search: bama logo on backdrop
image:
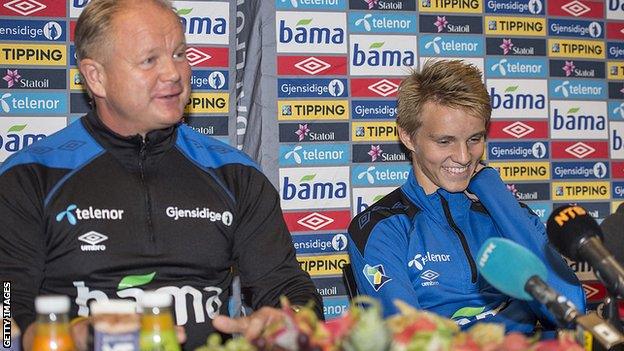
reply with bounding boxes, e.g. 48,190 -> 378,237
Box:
0,117 -> 66,161
352,186 -> 397,214
279,167 -> 350,210
485,57 -> 547,78
488,79 -> 548,119
173,1 -> 228,45
348,12 -> 416,34
610,121 -> 624,159
1,19 -> 65,42
276,0 -> 347,10
279,143 -> 349,166
487,141 -> 549,160
552,161 -> 609,180
609,0 -> 624,20
485,0 -> 545,15
278,78 -> 348,98
276,12 -> 347,54
549,100 -> 607,139
418,34 -> 483,57
549,79 -> 606,100
349,35 -> 417,76
351,164 -> 411,186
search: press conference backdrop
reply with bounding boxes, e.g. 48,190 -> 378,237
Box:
1,0 -> 623,320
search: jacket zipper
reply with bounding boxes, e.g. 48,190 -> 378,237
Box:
138,141 -> 155,243
440,196 -> 477,284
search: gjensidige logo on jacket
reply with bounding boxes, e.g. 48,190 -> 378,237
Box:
165,206 -> 233,226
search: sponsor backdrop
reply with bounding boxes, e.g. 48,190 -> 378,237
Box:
1,0 -> 623,318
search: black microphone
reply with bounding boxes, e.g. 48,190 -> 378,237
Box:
547,205 -> 624,298
600,202 -> 624,266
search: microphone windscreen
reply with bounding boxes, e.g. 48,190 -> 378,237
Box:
546,205 -> 603,261
600,208 -> 624,265
477,237 -> 548,301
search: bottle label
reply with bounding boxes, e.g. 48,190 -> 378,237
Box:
94,330 -> 139,351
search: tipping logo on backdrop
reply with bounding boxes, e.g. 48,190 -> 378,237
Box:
363,264 -> 391,291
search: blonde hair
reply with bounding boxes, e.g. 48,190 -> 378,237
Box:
397,60 -> 491,139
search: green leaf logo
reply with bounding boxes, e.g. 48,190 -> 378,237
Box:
300,174 -> 316,182
176,8 -> 193,15
373,195 -> 384,202
504,86 -> 518,93
451,306 -> 486,319
8,124 -> 26,133
370,42 -> 384,49
297,19 -> 313,26
117,272 -> 156,290
567,107 -> 580,114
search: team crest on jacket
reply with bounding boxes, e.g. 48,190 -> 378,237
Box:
363,264 -> 392,291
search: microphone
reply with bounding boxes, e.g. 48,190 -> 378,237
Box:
547,205 -> 624,298
477,237 -> 578,325
600,202 -> 624,266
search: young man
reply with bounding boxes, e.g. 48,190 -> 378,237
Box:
347,60 -> 585,333
0,1 -> 320,349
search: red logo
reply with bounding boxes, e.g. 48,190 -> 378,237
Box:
611,161 -> 624,179
582,282 -> 606,302
278,56 -> 347,76
70,20 -> 76,42
351,78 -> 401,98
283,210 -> 351,233
547,0 -> 603,18
488,121 -> 548,139
0,0 -> 65,16
607,22 -> 624,40
551,141 -> 608,159
185,47 -> 228,67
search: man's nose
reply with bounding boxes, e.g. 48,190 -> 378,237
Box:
453,143 -> 470,164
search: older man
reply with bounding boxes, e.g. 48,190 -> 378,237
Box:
0,0 -> 321,349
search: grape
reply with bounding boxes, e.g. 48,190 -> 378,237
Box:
297,333 -> 310,348
252,337 -> 267,351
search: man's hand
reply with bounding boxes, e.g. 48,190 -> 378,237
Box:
212,307 -> 285,340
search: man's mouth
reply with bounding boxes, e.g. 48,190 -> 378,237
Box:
443,166 -> 469,175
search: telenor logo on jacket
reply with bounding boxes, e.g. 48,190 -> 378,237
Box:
363,264 -> 391,291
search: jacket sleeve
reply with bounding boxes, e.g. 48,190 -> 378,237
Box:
222,164 -> 323,318
468,167 -> 586,328
347,211 -> 421,317
0,165 -> 46,332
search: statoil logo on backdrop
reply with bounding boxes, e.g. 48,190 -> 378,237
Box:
506,183 -> 550,201
485,16 -> 546,36
488,79 -> 548,119
277,12 -> 347,54
348,0 -> 416,10
184,93 -> 228,114
549,60 -> 605,79
487,141 -> 549,160
418,35 -> 483,57
2,68 -> 66,90
486,57 -> 547,78
276,0 -> 347,10
172,1 -> 228,45
553,182 -> 610,201
278,100 -> 349,120
1,43 -> 66,66
547,0 -> 604,18
486,37 -> 546,56
527,202 -> 552,223
278,79 -> 347,98
352,187 -> 397,214
349,35 -> 417,76
2,0 -> 65,17
348,12 -> 416,33
608,42 -> 624,60
486,0 -> 544,15
490,162 -> 550,181
552,161 -> 609,180
279,122 -> 350,143
186,116 -> 228,137
1,19 -> 65,42
548,39 -> 605,59
280,166 -> 350,210
0,117 -> 66,161
352,143 -> 407,163
549,79 -> 606,100
419,0 -> 481,13
352,121 -> 399,142
548,19 -> 603,39
352,164 -> 411,187
609,82 -> 624,100
488,120 -> 549,139
419,15 -> 482,34
608,0 -> 624,20
351,100 -> 397,120
610,121 -> 624,159
314,277 -> 348,297
549,101 -> 607,139
279,144 -> 349,166
0,92 -> 67,116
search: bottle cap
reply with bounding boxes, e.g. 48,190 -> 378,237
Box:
90,299 -> 137,315
140,291 -> 172,308
35,295 -> 70,314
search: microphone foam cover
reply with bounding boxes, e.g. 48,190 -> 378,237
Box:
477,237 -> 548,301
546,205 -> 603,261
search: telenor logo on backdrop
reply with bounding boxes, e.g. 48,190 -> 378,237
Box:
348,12 -> 416,33
418,34 -> 483,57
486,57 -> 547,78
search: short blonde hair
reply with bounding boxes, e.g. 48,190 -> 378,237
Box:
397,60 -> 491,139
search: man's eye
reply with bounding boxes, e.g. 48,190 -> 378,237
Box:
173,51 -> 186,60
437,140 -> 449,145
142,57 -> 154,65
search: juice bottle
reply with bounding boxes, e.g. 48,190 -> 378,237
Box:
91,299 -> 140,351
31,295 -> 75,351
139,292 -> 180,351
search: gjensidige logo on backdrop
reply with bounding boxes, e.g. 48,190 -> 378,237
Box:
552,161 -> 609,179
279,167 -> 350,210
348,12 -> 416,33
486,57 -> 547,78
0,19 -> 65,41
278,78 -> 347,98
349,35 -> 416,76
351,100 -> 397,119
419,15 -> 483,34
277,12 -> 347,54
549,79 -> 606,100
488,79 -> 548,119
485,0 -> 544,15
548,19 -> 603,39
549,100 -> 607,139
488,141 -> 549,160
418,34 -> 483,57
190,70 -> 228,90
173,1 -> 229,45
0,117 -> 65,161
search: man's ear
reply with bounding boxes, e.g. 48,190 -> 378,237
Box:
398,126 -> 416,153
78,58 -> 106,98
